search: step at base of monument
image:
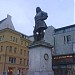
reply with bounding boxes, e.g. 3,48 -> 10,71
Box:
27,71 -> 54,75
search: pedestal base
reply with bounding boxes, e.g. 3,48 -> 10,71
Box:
27,71 -> 54,75
27,40 -> 54,75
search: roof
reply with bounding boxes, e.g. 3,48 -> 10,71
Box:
0,18 -> 7,24
0,15 -> 15,30
54,24 -> 75,32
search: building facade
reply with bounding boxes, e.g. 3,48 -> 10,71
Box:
0,15 -> 31,75
52,24 -> 75,75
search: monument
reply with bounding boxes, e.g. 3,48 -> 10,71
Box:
27,7 -> 54,75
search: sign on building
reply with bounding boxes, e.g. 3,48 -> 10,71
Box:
2,72 -> 7,75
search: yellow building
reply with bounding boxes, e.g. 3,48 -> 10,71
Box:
0,15 -> 31,75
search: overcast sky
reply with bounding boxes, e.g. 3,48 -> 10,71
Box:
0,0 -> 74,35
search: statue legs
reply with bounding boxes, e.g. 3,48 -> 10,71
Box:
33,30 -> 44,41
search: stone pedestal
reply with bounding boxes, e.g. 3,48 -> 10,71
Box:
27,40 -> 54,75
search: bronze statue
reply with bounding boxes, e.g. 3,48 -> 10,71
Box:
33,7 -> 48,41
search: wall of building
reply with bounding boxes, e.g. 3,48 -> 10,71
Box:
54,26 -> 75,55
44,26 -> 55,46
0,29 -> 30,75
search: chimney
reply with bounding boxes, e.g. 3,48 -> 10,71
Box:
7,14 -> 11,19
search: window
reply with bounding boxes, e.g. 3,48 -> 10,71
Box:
9,46 -> 12,53
24,59 -> 26,65
28,42 -> 29,46
13,58 -> 16,63
0,36 -> 2,41
0,56 -> 1,61
13,37 -> 15,42
24,50 -> 26,56
21,34 -> 24,38
14,47 -> 17,53
25,42 -> 26,46
0,46 -> 3,52
64,36 -> 66,44
27,60 -> 29,66
9,57 -> 16,63
26,42 -> 28,46
28,51 -> 29,56
3,35 -> 4,40
6,46 -> 9,51
10,36 -> 12,41
20,49 -> 22,55
21,41 -> 23,45
73,43 -> 75,53
66,35 -> 71,43
20,59 -> 22,64
25,42 -> 28,46
16,38 -> 17,42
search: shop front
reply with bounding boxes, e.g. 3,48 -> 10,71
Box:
52,54 -> 75,75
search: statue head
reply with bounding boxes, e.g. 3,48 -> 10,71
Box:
36,7 -> 41,13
